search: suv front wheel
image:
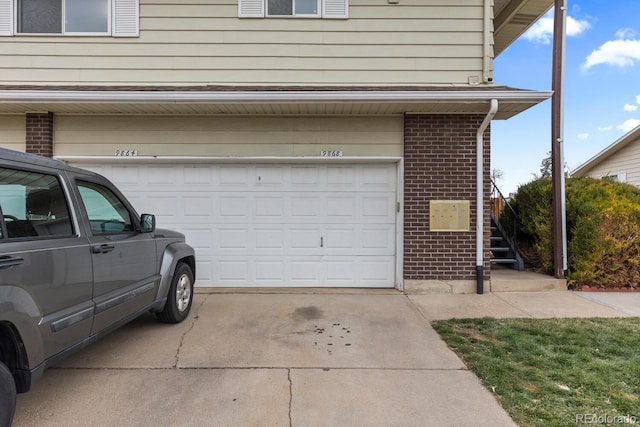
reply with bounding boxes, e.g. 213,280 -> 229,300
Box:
157,263 -> 194,324
0,361 -> 16,427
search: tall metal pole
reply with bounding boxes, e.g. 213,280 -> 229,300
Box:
552,0 -> 567,278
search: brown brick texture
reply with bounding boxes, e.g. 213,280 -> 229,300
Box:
404,114 -> 491,281
26,112 -> 54,157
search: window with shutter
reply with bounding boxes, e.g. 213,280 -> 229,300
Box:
239,0 -> 347,19
0,0 -> 139,36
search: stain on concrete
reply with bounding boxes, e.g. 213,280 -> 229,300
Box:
311,322 -> 353,355
293,306 -> 324,321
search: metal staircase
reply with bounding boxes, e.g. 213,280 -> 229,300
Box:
490,179 -> 524,271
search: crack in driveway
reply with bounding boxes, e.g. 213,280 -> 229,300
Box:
174,294 -> 210,368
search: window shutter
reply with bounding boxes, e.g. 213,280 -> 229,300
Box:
112,0 -> 139,37
322,0 -> 348,19
0,0 -> 13,36
238,0 -> 264,18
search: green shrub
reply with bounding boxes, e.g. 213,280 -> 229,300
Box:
502,176 -> 640,289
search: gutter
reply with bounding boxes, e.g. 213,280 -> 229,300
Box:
476,99 -> 498,295
0,89 -> 551,104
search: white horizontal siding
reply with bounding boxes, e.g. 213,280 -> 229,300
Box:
54,115 -> 403,157
583,139 -> 640,187
0,0 -> 486,85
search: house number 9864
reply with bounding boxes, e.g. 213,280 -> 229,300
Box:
115,150 -> 138,157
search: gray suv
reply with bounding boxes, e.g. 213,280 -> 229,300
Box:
0,148 -> 196,425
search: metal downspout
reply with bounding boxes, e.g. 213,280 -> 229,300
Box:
477,99 -> 498,294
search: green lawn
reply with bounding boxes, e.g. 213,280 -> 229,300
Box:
432,318 -> 640,427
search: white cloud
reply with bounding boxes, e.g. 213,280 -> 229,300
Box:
637,94 -> 640,104
577,133 -> 589,140
582,31 -> 640,69
523,12 -> 591,45
616,28 -> 637,39
617,119 -> 640,133
567,16 -> 592,37
598,126 -> 613,132
624,104 -> 639,112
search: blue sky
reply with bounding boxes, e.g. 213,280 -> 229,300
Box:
492,1 -> 640,195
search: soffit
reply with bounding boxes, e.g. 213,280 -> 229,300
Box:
494,0 -> 554,56
0,86 -> 552,120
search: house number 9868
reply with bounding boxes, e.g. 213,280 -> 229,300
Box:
321,150 -> 343,157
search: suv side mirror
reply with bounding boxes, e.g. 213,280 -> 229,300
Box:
140,214 -> 156,233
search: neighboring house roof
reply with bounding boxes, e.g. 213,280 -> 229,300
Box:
494,0 -> 554,56
572,125 -> 640,177
0,85 -> 551,119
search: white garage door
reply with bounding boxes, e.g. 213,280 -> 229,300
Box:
73,163 -> 398,288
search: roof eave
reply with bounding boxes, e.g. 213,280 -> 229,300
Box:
0,89 -> 553,119
572,125 -> 640,176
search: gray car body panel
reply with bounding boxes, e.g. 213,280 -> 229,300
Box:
0,147 -> 196,391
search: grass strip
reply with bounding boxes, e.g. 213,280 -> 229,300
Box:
432,317 -> 640,427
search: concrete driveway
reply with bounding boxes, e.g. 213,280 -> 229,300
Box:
14,291 -> 516,427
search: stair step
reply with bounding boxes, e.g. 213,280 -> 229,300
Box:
491,258 -> 519,264
491,236 -> 503,241
490,247 -> 511,252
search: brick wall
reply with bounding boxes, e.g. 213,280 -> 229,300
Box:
26,112 -> 54,157
404,114 -> 491,281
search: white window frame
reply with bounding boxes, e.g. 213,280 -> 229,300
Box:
603,172 -> 627,183
266,0 -> 321,18
239,0 -> 348,19
0,0 -> 138,37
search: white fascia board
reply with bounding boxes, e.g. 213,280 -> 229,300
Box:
0,89 -> 552,105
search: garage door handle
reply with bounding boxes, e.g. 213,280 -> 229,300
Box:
92,244 -> 115,254
321,237 -> 324,248
0,255 -> 24,270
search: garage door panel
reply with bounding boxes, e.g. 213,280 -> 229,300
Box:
362,165 -> 396,188
290,260 -> 322,283
326,166 -> 356,186
219,166 -> 250,187
290,228 -> 322,251
327,196 -> 356,217
220,196 -> 250,217
183,196 -> 214,217
362,196 -> 395,218
255,228 -> 285,250
196,260 -> 213,282
146,196 -> 180,218
184,165 -> 214,185
255,261 -> 285,282
73,162 -> 398,288
218,260 -> 250,283
362,227 -> 394,251
218,228 -> 250,251
255,196 -> 285,217
291,166 -> 320,186
361,259 -> 395,284
290,196 -> 322,218
182,228 -> 214,255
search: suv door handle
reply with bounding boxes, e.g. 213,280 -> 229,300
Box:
92,244 -> 115,254
0,255 -> 25,270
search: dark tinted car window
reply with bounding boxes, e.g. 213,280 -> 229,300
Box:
77,181 -> 134,234
0,167 -> 74,239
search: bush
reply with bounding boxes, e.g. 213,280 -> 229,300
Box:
501,176 -> 640,289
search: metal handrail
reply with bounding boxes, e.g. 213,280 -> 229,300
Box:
490,177 -> 518,244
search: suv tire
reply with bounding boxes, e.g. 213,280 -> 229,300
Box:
0,361 -> 16,427
157,263 -> 194,324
